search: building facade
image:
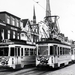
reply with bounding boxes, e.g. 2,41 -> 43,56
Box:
0,11 -> 21,41
0,20 -> 6,42
31,23 -> 39,42
21,19 -> 39,43
21,19 -> 33,42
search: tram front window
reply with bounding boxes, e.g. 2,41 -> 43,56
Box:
38,46 -> 48,55
0,47 -> 9,56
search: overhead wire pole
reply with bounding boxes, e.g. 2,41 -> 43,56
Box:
32,0 -> 60,39
57,17 -> 60,33
33,0 -> 46,10
42,27 -> 48,38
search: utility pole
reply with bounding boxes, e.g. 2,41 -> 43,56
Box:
45,0 -> 59,39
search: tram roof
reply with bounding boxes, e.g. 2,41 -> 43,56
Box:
36,38 -> 71,46
0,39 -> 35,46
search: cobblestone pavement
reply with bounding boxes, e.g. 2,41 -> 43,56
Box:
44,64 -> 75,75
0,64 -> 75,75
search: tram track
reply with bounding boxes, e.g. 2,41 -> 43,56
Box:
16,70 -> 46,75
11,67 -> 52,75
7,67 -> 36,75
6,67 -> 50,75
0,68 -> 16,75
0,63 -> 74,75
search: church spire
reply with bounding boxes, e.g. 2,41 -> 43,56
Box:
46,0 -> 52,22
33,5 -> 36,24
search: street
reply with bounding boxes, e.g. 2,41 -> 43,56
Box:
0,64 -> 75,75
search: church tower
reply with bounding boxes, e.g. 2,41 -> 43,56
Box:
31,5 -> 39,42
46,0 -> 52,22
33,5 -> 36,24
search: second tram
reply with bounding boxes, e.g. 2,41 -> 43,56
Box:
36,38 -> 72,68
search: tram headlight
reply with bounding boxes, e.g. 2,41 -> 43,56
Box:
46,57 -> 49,61
12,58 -> 14,64
6,58 -> 9,62
1,58 -> 9,65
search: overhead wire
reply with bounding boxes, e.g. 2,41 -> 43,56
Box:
33,0 -> 46,11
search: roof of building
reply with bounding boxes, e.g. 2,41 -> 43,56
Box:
0,11 -> 21,19
22,19 -> 28,27
22,19 -> 32,29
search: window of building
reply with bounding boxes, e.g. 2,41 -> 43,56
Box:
16,19 -> 19,27
1,29 -> 4,40
12,17 -> 15,26
21,33 -> 24,37
17,33 -> 19,39
36,29 -> 37,33
20,21 -> 23,28
8,30 -> 10,39
13,31 -> 15,39
7,15 -> 10,24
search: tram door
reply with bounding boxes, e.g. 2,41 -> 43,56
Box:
15,47 -> 21,65
53,45 -> 58,63
50,45 -> 58,64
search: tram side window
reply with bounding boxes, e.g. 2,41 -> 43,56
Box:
34,49 -> 36,55
74,49 -> 75,54
14,47 -> 20,56
67,48 -> 70,54
60,47 -> 63,55
58,47 -> 60,55
0,48 -> 3,56
63,48 -> 67,54
63,48 -> 65,55
10,47 -> 14,56
14,48 -> 17,56
64,48 -> 70,54
65,48 -> 67,54
0,47 -> 9,56
25,48 -> 29,56
71,49 -> 73,54
18,48 -> 20,56
30,49 -> 33,56
50,46 -> 54,55
21,48 -> 23,56
54,46 -> 57,55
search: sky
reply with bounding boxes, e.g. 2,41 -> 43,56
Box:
0,0 -> 75,40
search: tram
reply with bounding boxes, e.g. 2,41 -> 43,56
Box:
36,38 -> 72,68
0,39 -> 36,69
71,45 -> 75,63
